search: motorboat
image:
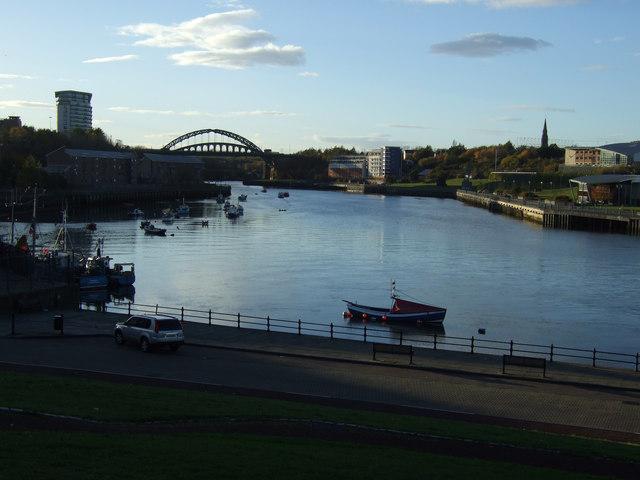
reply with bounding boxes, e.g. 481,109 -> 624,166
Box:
278,191 -> 289,198
144,224 -> 167,236
261,187 -> 267,193
225,205 -> 240,219
140,220 -> 151,229
79,255 -> 110,290
238,194 -> 248,202
343,282 -> 446,326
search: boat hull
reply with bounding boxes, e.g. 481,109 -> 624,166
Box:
79,274 -> 109,290
345,302 -> 446,325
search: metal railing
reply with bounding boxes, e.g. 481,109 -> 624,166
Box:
82,301 -> 640,373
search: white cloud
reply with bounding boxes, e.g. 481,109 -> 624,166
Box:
0,100 -> 53,109
505,104 -> 575,113
312,133 -> 409,149
493,116 -> 523,122
431,33 -> 551,57
298,71 -> 319,77
594,36 -> 624,45
409,0 -> 579,7
83,54 -> 139,64
387,124 -> 431,130
0,84 -> 14,90
108,106 -> 296,117
0,73 -> 35,80
93,119 -> 114,125
581,64 -> 609,72
118,9 -> 304,69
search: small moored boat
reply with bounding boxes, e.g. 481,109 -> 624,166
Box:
238,194 -> 248,202
144,224 -> 167,236
343,282 -> 446,326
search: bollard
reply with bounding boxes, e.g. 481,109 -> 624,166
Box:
509,340 -> 513,356
550,344 -> 554,363
399,330 -> 403,346
636,353 -> 639,373
267,316 -> 270,332
208,309 -> 212,326
297,319 -> 301,335
433,334 -> 437,350
593,348 -> 597,367
128,302 -> 131,315
155,304 -> 159,315
181,307 -> 184,322
237,313 -> 241,329
330,323 -> 334,339
364,325 -> 367,343
11,313 -> 15,336
470,336 -> 475,354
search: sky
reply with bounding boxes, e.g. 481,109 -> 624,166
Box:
0,0 -> 638,152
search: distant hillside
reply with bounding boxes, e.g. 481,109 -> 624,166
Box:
601,141 -> 640,161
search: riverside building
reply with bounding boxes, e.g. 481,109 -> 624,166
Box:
564,147 -> 630,168
328,155 -> 367,181
55,90 -> 92,134
366,146 -> 402,181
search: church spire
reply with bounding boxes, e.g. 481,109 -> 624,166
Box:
541,119 -> 549,149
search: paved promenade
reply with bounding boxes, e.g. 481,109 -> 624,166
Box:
2,309 -> 640,434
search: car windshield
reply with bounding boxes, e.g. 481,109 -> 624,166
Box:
156,319 -> 182,331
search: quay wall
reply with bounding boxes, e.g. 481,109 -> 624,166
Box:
457,190 -> 640,236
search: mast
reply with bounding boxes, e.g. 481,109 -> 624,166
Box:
30,185 -> 37,255
391,280 -> 397,299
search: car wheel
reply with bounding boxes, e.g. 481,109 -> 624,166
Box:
140,337 -> 150,353
115,331 -> 124,345
170,344 -> 180,352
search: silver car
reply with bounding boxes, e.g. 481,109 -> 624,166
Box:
114,314 -> 184,352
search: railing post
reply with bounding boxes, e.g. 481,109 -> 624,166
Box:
399,330 -> 403,346
470,336 -> 475,354
593,348 -> 597,367
128,302 -> 131,315
330,323 -> 334,339
237,313 -> 240,328
11,313 -> 15,336
267,315 -> 270,332
636,353 -> 639,373
208,309 -> 212,325
155,304 -> 158,315
550,344 -> 554,363
433,334 -> 437,350
297,319 -> 301,335
181,307 -> 184,322
509,340 -> 513,356
364,325 -> 367,343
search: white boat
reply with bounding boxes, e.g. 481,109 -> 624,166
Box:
238,194 -> 248,202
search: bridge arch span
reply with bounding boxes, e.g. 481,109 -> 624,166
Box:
162,129 -> 263,155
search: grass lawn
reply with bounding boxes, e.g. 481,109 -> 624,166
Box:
536,187 -> 576,200
0,431 -> 606,480
1,371 -> 639,464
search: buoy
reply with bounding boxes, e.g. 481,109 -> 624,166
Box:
343,311 -> 352,318
381,315 -> 388,322
362,313 -> 368,319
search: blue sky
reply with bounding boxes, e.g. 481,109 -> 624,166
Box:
0,0 -> 638,151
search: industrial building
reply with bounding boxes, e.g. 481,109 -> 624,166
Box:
45,148 -> 203,188
569,175 -> 640,206
55,90 -> 92,134
564,147 -> 630,167
328,155 -> 367,181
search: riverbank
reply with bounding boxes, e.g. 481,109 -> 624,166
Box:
244,180 -> 456,198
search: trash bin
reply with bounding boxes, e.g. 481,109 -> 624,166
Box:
53,314 -> 64,333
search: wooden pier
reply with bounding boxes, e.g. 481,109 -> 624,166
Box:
457,190 -> 640,236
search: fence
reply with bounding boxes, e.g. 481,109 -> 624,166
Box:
83,301 -> 640,373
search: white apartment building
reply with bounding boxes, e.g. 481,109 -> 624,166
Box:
366,146 -> 402,180
55,90 -> 92,134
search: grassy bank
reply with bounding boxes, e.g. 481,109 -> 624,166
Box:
1,371 -> 638,464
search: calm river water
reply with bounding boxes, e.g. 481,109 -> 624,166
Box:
3,181 -> 639,354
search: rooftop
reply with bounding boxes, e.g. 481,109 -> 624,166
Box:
63,148 -> 133,160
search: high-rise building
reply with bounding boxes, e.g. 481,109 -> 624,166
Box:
366,146 -> 402,181
541,119 -> 549,149
55,90 -> 92,134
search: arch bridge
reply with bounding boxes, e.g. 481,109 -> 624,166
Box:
162,129 -> 264,156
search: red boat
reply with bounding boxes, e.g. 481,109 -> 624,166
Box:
343,282 -> 446,326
